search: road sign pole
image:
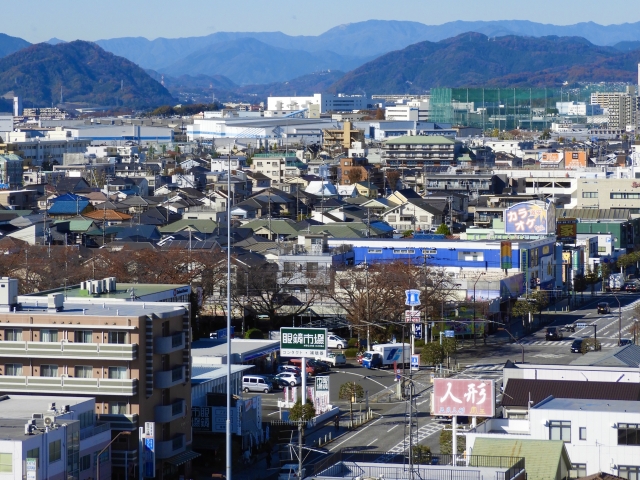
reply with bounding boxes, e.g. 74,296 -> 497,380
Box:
301,356 -> 306,406
452,415 -> 458,462
411,305 -> 415,355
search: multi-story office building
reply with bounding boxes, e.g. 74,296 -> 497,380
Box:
0,277 -> 195,479
590,89 -> 636,129
0,395 -> 111,480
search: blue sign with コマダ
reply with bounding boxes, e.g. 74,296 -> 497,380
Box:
405,289 -> 421,306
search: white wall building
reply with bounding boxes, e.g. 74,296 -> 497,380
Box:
467,397 -> 640,478
556,101 -> 588,116
267,93 -> 368,114
385,100 -> 430,121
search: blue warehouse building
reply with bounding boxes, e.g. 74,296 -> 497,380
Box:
326,237 -> 561,295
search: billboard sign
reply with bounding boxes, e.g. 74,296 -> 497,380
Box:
505,201 -> 554,235
411,354 -> 420,370
500,241 -> 513,270
405,310 -> 421,323
280,327 -> 327,357
26,458 -> 36,480
413,323 -> 422,339
142,422 -> 156,478
433,378 -> 495,417
557,218 -> 578,244
192,406 -> 212,431
405,289 -> 421,306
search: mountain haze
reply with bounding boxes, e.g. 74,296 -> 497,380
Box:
0,33 -> 30,59
327,33 -> 636,93
0,41 -> 174,108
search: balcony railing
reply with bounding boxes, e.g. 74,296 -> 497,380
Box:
154,332 -> 185,355
80,422 -> 111,440
98,413 -> 138,431
154,399 -> 186,423
0,341 -> 137,360
0,376 -> 137,396
154,366 -> 185,389
155,433 -> 186,459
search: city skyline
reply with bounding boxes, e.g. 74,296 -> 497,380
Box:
7,0 -> 640,44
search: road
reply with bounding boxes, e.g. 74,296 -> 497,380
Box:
271,294 -> 640,470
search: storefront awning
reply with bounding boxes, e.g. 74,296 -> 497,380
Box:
165,449 -> 201,466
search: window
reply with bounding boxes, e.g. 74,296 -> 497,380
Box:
108,331 -> 126,344
422,248 -> 437,255
40,365 -> 58,377
74,330 -> 92,343
306,262 -> 319,278
78,411 -> 94,429
367,248 -> 383,254
5,328 -> 21,341
0,453 -> 11,473
618,423 -> 640,445
458,251 -> 484,262
108,366 -> 127,379
569,463 -> 587,478
611,192 -> 640,199
26,448 -> 39,464
549,420 -> 571,442
579,427 -> 587,440
95,450 -> 109,465
282,262 -> 296,277
619,466 -> 640,480
40,329 -> 58,342
109,401 -> 127,414
49,440 -> 62,463
80,454 -> 91,471
393,249 -> 415,254
5,364 -> 22,376
74,366 -> 92,378
582,192 -> 598,198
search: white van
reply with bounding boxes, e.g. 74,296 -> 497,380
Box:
242,375 -> 272,393
327,334 -> 346,349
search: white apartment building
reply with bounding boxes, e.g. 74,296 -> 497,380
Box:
1,130 -> 90,166
591,89 -> 636,129
467,397 -> 640,478
556,101 -> 588,116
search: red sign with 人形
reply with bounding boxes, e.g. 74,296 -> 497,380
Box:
432,378 -> 495,417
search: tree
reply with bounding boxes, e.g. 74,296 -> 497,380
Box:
412,444 -> 432,464
375,108 -> 385,120
289,399 -> 316,422
244,328 -> 264,339
442,337 -> 458,368
339,382 -> 364,425
529,290 -> 549,325
386,170 -> 401,191
539,129 -> 551,140
421,342 -> 444,366
439,429 -> 466,455
580,337 -> 601,354
347,168 -> 363,185
573,274 -> 587,301
435,223 -> 450,235
511,300 -> 536,333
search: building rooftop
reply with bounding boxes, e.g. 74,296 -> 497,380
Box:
191,365 -> 253,385
534,397 -> 640,414
27,282 -> 190,301
0,394 -> 91,419
191,339 -> 280,364
385,135 -> 455,145
14,297 -> 187,319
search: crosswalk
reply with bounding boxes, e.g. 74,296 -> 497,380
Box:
517,339 -> 618,348
375,422 -> 445,459
463,364 -> 504,372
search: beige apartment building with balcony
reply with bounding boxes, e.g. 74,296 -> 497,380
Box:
0,277 -> 195,480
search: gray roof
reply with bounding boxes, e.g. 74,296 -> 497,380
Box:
569,345 -> 640,367
534,397 -> 640,414
557,208 -> 630,220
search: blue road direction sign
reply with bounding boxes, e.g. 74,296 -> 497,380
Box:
413,323 -> 423,339
575,322 -> 587,328
445,330 -> 455,338
405,289 -> 421,306
216,326 -> 235,339
411,354 -> 420,370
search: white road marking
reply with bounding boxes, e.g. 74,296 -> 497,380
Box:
329,417 -> 383,451
387,424 -> 399,433
366,438 -> 379,447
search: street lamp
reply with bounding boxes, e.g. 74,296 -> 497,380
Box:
96,431 -> 130,480
473,273 -> 486,346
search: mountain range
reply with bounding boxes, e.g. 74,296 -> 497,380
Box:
0,41 -> 174,108
329,33 -> 640,94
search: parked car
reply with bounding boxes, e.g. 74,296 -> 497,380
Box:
545,327 -> 563,341
242,375 -> 273,393
327,334 -> 347,349
288,358 -> 318,376
623,282 -> 640,292
274,372 -> 301,387
597,302 -> 611,314
262,374 -> 288,390
308,359 -> 330,373
276,365 -> 301,375
619,339 -> 634,346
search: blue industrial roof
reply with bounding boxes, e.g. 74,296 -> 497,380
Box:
48,200 -> 90,215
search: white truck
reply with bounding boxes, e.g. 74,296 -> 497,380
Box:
362,343 -> 411,369
608,273 -> 625,291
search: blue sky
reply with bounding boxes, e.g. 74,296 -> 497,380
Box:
9,0 -> 640,43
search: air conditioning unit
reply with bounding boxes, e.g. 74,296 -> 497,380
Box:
44,416 -> 56,427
